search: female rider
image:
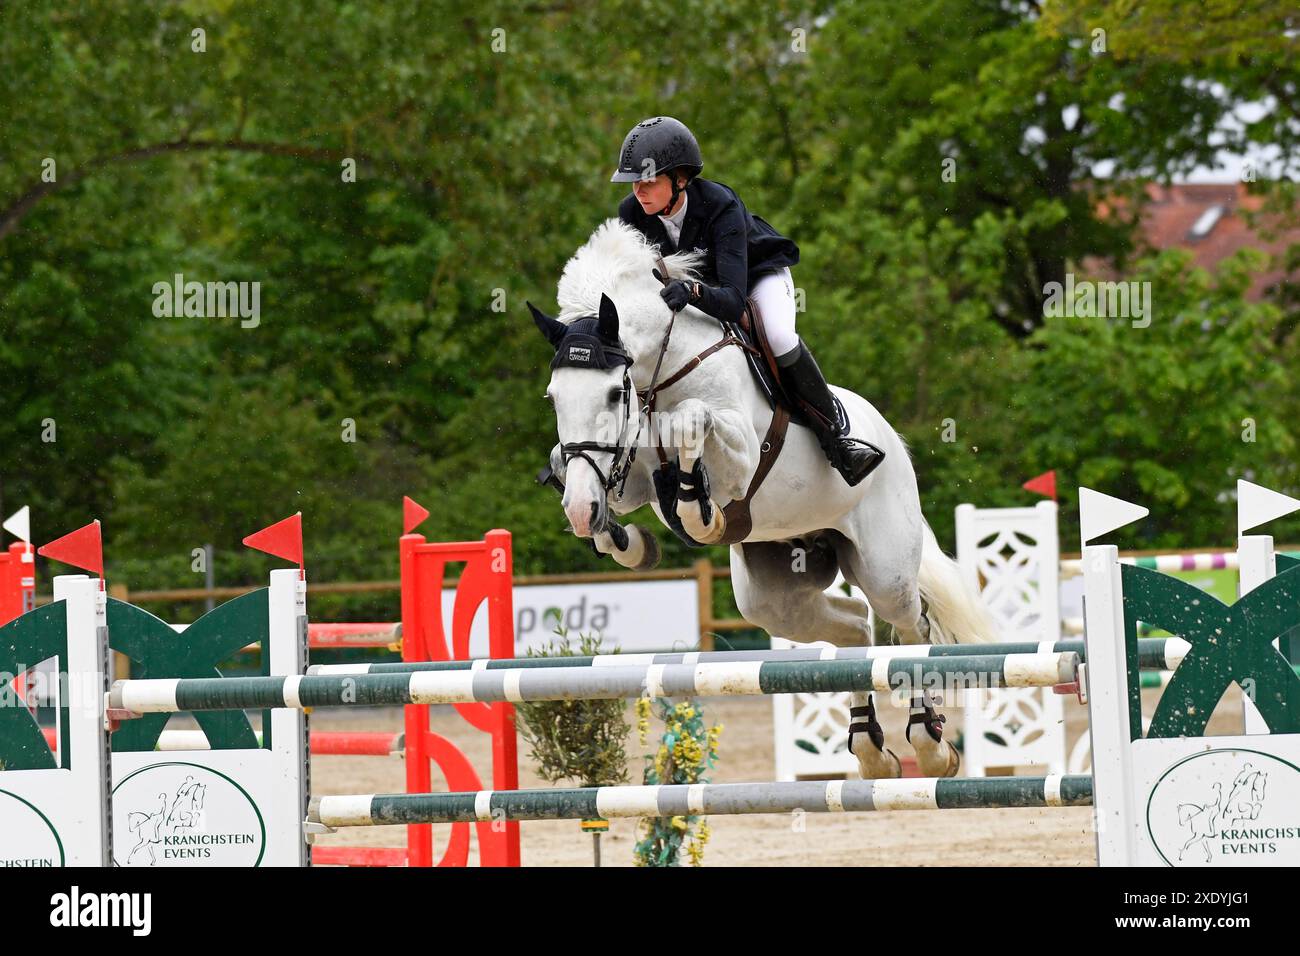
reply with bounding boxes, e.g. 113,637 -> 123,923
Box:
611,116 -> 883,487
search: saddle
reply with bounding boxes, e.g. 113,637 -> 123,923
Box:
731,294 -> 845,436
646,264 -> 845,547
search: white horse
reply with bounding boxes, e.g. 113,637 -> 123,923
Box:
529,220 -> 999,778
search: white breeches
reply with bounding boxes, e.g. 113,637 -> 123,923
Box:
751,267 -> 799,357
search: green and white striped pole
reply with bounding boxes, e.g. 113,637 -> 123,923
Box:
309,775 -> 1095,827
110,651 -> 1081,713
307,637 -> 1187,677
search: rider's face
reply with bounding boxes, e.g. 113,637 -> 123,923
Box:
632,173 -> 683,215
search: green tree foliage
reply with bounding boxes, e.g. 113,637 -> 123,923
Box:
0,0 -> 1295,600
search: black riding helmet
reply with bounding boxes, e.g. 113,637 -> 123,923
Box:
610,117 -> 703,216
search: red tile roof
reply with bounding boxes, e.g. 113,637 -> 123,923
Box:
1088,183 -> 1297,300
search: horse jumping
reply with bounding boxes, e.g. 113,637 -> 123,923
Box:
529,220 -> 999,779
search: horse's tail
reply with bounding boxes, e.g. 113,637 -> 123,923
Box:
916,522 -> 1000,645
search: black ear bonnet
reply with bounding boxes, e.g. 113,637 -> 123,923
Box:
549,316 -> 633,371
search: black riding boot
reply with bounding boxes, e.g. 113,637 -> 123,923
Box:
779,341 -> 886,487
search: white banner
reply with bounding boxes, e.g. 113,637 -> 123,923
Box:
445,578 -> 701,657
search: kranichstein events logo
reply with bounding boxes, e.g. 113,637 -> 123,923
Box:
0,789 -> 65,866
1146,748 -> 1300,866
112,762 -> 267,866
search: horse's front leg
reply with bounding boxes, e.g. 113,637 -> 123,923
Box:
543,443 -> 662,570
592,522 -> 660,570
593,463 -> 661,570
672,400 -> 751,545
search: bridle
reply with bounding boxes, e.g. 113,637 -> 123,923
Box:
555,344 -> 640,497
636,257 -> 758,468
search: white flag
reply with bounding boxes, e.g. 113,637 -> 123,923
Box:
1078,487 -> 1148,551
1238,480 -> 1300,537
2,506 -> 30,545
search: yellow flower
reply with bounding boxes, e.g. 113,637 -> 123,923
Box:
635,698 -> 652,744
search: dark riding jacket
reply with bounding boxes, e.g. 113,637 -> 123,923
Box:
618,178 -> 799,325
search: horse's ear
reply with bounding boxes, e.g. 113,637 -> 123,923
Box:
597,294 -> 620,343
528,301 -> 567,349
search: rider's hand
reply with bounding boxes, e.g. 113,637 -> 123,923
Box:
660,278 -> 694,312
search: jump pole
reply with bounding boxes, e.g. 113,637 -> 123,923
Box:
43,726 -> 405,757
310,775 -> 1095,828
308,638 -> 1186,677
110,652 -> 1081,713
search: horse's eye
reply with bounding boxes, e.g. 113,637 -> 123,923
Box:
608,388 -> 623,405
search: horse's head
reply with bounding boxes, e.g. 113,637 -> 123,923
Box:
530,220 -> 705,543
530,293 -> 641,537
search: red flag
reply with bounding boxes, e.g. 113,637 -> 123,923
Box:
38,520 -> 104,576
1022,470 -> 1057,501
243,513 -> 304,568
403,496 -> 430,534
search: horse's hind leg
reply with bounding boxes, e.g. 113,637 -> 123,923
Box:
832,530 -> 961,778
729,539 -> 871,648
731,540 -> 903,779
832,520 -> 930,645
844,692 -> 904,779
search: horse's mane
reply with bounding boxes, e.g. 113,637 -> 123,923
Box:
556,219 -> 704,322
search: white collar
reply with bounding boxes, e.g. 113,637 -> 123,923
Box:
658,192 -> 688,226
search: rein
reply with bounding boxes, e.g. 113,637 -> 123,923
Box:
639,256 -> 759,466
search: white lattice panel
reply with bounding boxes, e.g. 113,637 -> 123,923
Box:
956,502 -> 1067,775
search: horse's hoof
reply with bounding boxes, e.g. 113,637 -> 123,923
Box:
939,741 -> 961,777
630,526 -> 660,570
911,740 -> 961,778
883,747 -> 902,778
606,525 -> 661,571
680,504 -> 726,544
848,714 -> 902,779
852,746 -> 902,780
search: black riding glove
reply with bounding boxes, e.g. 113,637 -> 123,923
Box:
659,277 -> 695,312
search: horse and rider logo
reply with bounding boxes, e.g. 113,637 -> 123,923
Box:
1173,763 -> 1269,864
123,776 -> 208,866
112,762 -> 266,866
1147,749 -> 1300,866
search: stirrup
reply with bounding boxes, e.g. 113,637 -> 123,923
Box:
826,436 -> 885,486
